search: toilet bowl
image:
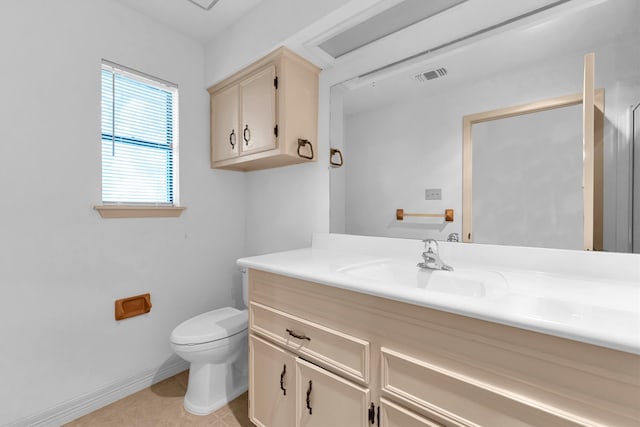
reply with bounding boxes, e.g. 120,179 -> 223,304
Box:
170,271 -> 249,415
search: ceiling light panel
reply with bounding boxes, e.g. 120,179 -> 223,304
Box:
318,0 -> 467,58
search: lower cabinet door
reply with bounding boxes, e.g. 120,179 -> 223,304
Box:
249,335 -> 297,427
380,398 -> 446,427
296,358 -> 370,427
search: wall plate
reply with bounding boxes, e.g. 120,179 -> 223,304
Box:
425,188 -> 442,200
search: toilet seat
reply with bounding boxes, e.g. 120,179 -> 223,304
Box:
170,307 -> 248,346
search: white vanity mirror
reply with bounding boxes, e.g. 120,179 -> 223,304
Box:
329,0 -> 640,252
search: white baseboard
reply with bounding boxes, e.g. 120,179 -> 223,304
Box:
7,359 -> 189,427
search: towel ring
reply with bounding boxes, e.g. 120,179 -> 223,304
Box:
297,139 -> 314,160
330,148 -> 343,167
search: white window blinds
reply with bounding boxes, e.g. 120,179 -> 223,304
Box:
101,61 -> 179,205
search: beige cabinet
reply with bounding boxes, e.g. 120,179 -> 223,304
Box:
211,84 -> 239,162
379,347 -> 589,427
248,269 -> 640,427
296,358 -> 370,427
249,335 -> 296,427
208,47 -> 319,171
250,301 -> 369,384
239,65 -> 277,155
248,302 -> 373,427
380,398 -> 445,427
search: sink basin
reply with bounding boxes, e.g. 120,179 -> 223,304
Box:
338,260 -> 508,298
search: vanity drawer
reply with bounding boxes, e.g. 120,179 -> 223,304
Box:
250,301 -> 370,384
380,347 -> 589,427
380,398 -> 446,427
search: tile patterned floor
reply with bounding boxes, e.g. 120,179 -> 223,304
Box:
64,370 -> 251,426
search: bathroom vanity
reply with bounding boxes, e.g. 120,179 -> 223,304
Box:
239,234 -> 640,427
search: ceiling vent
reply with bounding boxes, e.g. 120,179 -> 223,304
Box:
414,68 -> 447,82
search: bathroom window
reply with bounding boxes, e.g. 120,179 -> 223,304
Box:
96,61 -> 183,218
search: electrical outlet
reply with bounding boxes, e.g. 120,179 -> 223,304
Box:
425,188 -> 442,200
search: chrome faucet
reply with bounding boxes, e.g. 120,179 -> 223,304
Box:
418,239 -> 453,271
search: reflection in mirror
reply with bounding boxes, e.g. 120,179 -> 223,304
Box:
635,105 -> 640,251
472,104 -> 583,249
329,0 -> 640,252
463,90 -> 604,250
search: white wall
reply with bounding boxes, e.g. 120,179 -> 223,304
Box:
0,0 -> 245,424
338,35 -> 640,250
203,0 -> 354,255
329,86 -> 347,234
203,0 -> 349,87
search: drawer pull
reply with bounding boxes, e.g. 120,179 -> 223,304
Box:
286,328 -> 311,341
229,129 -> 236,148
243,124 -> 251,145
306,380 -> 313,415
280,364 -> 287,396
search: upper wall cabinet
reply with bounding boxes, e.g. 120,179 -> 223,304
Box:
208,47 -> 320,171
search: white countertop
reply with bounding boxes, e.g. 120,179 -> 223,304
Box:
238,233 -> 640,355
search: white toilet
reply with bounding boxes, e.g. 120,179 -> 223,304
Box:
170,271 -> 249,415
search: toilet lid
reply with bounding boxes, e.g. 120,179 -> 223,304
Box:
170,307 -> 248,345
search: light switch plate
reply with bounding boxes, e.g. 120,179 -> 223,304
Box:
425,188 -> 442,200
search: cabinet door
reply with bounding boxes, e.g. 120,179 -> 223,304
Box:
240,65 -> 277,155
211,84 -> 239,162
249,335 -> 296,427
296,358 -> 370,427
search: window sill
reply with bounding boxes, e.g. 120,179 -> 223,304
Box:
94,205 -> 186,218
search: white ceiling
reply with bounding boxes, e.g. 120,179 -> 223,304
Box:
115,0 -> 266,44
341,0 -> 640,115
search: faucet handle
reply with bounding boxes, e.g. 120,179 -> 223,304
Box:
422,238 -> 439,253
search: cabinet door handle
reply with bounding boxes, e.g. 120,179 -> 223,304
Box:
279,364 -> 286,396
243,124 -> 251,145
229,130 -> 236,149
306,380 -> 313,415
286,328 -> 310,341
